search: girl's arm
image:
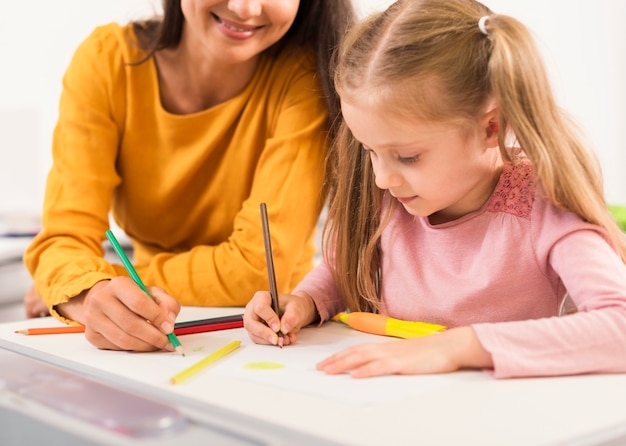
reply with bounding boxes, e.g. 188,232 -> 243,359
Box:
473,229 -> 626,378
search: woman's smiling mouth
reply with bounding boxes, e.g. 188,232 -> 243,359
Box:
211,13 -> 263,38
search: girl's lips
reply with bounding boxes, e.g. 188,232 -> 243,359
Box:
394,195 -> 417,204
211,13 -> 263,39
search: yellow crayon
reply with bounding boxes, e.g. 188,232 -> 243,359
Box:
332,312 -> 445,339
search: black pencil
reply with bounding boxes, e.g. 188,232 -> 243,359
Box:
174,314 -> 243,329
260,202 -> 283,348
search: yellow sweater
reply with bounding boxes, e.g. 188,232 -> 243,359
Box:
24,23 -> 328,321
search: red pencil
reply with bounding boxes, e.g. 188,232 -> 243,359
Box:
173,320 -> 244,336
15,319 -> 244,336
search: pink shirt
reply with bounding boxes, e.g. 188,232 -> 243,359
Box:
295,162 -> 626,378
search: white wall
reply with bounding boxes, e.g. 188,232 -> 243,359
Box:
0,1 -> 162,215
1,0 -> 624,217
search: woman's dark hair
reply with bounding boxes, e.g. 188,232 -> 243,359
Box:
133,0 -> 356,136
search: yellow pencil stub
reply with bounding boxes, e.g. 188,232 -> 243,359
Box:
170,340 -> 241,385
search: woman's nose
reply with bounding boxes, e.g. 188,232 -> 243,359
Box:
227,0 -> 262,19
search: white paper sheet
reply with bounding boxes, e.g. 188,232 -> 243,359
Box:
0,309 -> 462,406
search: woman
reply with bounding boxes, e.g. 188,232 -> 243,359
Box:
24,0 -> 355,352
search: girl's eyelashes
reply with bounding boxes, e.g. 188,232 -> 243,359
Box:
398,154 -> 420,164
361,145 -> 420,163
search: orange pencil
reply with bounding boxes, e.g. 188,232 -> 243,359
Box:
15,326 -> 85,335
15,320 -> 244,336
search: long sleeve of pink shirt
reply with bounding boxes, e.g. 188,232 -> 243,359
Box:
294,162 -> 626,378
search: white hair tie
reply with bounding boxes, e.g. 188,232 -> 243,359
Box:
478,16 -> 489,35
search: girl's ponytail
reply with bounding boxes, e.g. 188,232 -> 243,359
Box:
485,14 -> 626,259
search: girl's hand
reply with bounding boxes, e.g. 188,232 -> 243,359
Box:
56,276 -> 181,352
244,291 -> 318,346
316,327 -> 493,378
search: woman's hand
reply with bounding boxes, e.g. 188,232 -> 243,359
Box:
316,326 -> 494,378
24,285 -> 50,318
56,277 -> 181,352
244,291 -> 318,347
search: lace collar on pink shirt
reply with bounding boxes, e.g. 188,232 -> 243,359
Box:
486,161 -> 535,220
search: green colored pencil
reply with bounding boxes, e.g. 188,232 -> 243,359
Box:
105,230 -> 185,356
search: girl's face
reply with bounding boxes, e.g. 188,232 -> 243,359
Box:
341,98 -> 501,225
180,0 -> 300,63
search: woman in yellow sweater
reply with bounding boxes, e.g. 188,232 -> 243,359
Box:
23,0 -> 355,352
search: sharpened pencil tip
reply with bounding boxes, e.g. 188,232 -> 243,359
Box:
175,346 -> 185,356
278,335 -> 284,349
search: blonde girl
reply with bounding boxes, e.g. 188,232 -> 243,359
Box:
244,0 -> 626,378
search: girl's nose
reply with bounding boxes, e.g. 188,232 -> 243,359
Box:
227,0 -> 262,19
372,160 -> 402,190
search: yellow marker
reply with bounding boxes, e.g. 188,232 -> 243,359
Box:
170,340 -> 241,384
332,312 -> 445,338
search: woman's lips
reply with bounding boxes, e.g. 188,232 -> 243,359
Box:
212,13 -> 262,39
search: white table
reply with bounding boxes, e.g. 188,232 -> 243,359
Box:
1,307 -> 626,445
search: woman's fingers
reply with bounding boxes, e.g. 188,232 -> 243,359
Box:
81,278 -> 175,351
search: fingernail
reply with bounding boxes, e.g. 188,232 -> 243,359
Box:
269,335 -> 277,345
160,313 -> 176,333
271,323 -> 280,332
281,324 -> 290,334
165,344 -> 175,352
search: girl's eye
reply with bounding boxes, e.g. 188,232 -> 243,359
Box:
399,154 -> 420,164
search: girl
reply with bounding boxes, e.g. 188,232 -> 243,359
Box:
24,0 -> 355,352
244,0 -> 626,378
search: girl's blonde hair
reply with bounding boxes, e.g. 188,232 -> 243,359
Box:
325,0 -> 626,312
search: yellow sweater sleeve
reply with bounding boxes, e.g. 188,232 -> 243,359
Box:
24,23 -> 328,319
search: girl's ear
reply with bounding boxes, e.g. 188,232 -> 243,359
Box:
482,106 -> 499,147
